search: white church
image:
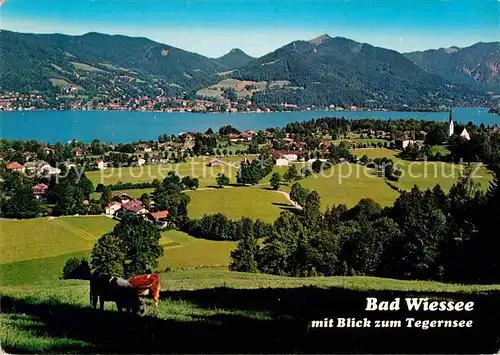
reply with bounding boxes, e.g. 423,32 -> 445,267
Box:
448,109 -> 471,140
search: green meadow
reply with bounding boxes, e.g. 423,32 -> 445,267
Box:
185,187 -> 293,222
281,164 -> 400,209
0,216 -> 236,286
1,269 -> 499,353
85,157 -> 240,187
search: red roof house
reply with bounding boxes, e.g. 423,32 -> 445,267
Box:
32,183 -> 48,195
7,162 -> 23,171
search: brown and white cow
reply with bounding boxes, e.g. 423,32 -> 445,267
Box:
128,274 -> 161,306
89,272 -> 146,316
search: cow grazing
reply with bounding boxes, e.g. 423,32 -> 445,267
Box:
129,274 -> 161,306
89,272 -> 146,316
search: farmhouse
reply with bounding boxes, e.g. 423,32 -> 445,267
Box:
122,199 -> 148,215
271,150 -> 299,162
395,139 -> 415,149
146,210 -> 169,228
95,160 -> 107,170
73,147 -> 84,157
22,151 -> 37,161
105,202 -> 122,215
207,159 -> 223,166
111,192 -> 132,204
32,183 -> 48,200
6,162 -> 24,172
276,158 -> 289,167
150,155 -> 168,164
135,144 -> 152,152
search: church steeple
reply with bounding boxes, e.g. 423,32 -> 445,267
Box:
448,108 -> 454,137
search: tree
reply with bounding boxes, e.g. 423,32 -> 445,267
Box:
290,183 -> 309,207
1,186 -> 42,219
94,214 -> 164,278
270,172 -> 282,190
62,257 -> 91,280
312,159 -> 323,173
229,218 -> 259,272
139,193 -> 151,207
216,173 -> 230,188
425,123 -> 448,146
283,164 -> 299,182
90,233 -> 126,276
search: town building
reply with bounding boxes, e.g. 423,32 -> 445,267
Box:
448,109 -> 454,137
146,210 -> 169,228
95,160 -> 107,170
275,158 -> 289,167
6,162 -> 24,172
121,199 -> 148,215
105,202 -> 122,215
32,183 -> 48,200
460,128 -> 471,140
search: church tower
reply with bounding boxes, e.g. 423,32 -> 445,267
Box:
448,109 -> 454,137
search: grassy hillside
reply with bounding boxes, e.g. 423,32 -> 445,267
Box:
0,217 -> 236,286
186,187 -> 292,222
1,269 -> 500,354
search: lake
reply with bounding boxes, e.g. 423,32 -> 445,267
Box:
0,107 -> 498,143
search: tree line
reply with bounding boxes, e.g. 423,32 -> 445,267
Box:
230,165 -> 500,284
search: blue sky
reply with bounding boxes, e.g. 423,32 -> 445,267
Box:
1,0 -> 499,57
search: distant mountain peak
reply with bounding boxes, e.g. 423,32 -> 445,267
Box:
215,48 -> 255,69
443,46 -> 461,54
308,34 -> 332,45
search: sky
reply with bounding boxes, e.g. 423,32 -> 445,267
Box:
0,0 -> 499,57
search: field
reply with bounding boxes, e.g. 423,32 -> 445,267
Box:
196,78 -> 267,99
86,157 -> 240,187
0,217 -> 116,265
48,78 -> 75,88
71,61 -> 107,72
0,216 -> 236,286
186,187 -> 293,222
1,269 -> 499,354
281,163 -> 400,209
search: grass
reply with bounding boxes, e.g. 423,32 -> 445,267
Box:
71,61 -> 107,72
0,221 -> 236,286
1,269 -> 499,354
0,216 -> 116,265
281,164 -> 399,209
185,187 -> 293,222
429,145 -> 451,155
85,157 -> 240,187
48,78 -> 73,88
392,160 -> 493,192
157,231 -> 236,271
350,147 -> 397,158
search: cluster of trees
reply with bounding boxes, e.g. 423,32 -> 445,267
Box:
181,213 -> 272,241
152,172 -> 191,226
230,165 -> 500,284
237,156 -> 274,185
448,130 -> 500,168
0,165 -> 96,218
89,214 -> 164,278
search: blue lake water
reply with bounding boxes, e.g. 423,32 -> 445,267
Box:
0,107 -> 498,143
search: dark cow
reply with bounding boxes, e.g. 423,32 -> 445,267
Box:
89,272 -> 146,316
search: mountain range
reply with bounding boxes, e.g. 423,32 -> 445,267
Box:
0,29 -> 498,109
404,42 -> 500,93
